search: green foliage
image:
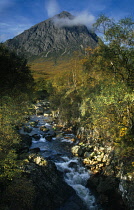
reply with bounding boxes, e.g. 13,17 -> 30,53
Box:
0,43 -> 34,97
0,44 -> 35,209
0,96 -> 34,209
93,14 -> 113,35
0,95 -> 33,184
93,16 -> 134,88
60,89 -> 81,124
81,16 -> 134,150
93,15 -> 134,47
0,150 -> 22,181
34,78 -> 54,100
50,16 -> 134,163
1,177 -> 35,210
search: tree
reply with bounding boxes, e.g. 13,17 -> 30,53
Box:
0,44 -> 34,97
0,44 -> 34,196
93,16 -> 134,88
34,78 -> 54,100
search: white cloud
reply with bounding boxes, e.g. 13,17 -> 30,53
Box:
45,0 -> 60,17
54,11 -> 95,28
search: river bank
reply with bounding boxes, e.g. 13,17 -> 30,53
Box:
17,101 -> 99,210
19,100 -> 133,209
47,100 -> 134,210
3,100 -> 132,210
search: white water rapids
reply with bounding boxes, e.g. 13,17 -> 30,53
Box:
55,156 -> 97,209
20,114 -> 100,209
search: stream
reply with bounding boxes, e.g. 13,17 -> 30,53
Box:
20,112 -> 101,210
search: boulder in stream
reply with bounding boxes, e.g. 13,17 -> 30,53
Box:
29,147 -> 40,153
29,121 -> 38,127
32,134 -> 40,140
45,135 -> 52,141
24,155 -> 87,210
43,130 -> 56,141
20,134 -> 32,147
71,145 -> 86,157
40,125 -> 49,132
23,126 -> 32,133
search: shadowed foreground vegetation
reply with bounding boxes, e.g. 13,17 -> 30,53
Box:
0,44 -> 36,209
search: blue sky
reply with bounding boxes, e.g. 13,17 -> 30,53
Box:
0,0 -> 134,42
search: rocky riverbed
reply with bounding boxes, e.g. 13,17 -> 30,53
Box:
71,130 -> 134,209
18,100 -> 133,210
18,101 -> 100,210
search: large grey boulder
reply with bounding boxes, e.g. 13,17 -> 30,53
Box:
24,155 -> 87,209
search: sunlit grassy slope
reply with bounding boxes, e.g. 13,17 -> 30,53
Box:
29,55 -> 82,80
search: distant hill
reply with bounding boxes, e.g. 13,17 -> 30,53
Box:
5,11 -> 98,60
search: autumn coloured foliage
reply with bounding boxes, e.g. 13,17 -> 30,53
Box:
49,16 -> 134,159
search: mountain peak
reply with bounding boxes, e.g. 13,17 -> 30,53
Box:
5,11 -> 98,59
56,11 -> 73,19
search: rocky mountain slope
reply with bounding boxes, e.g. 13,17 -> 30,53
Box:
5,11 -> 98,59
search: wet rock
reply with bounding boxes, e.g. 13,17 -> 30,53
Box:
59,194 -> 88,210
35,107 -> 44,115
17,146 -> 29,154
119,178 -> 134,210
29,155 -> 47,166
89,151 -> 95,158
44,113 -> 50,117
40,125 -> 49,132
86,145 -> 93,153
45,135 -> 52,141
70,138 -> 76,142
96,155 -> 103,162
25,116 -> 30,121
23,126 -> 32,133
102,154 -> 108,163
29,147 -> 40,153
24,158 -> 84,210
103,165 -> 116,176
72,145 -> 86,157
71,145 -> 80,156
32,134 -> 40,140
48,154 -> 63,162
47,130 -> 56,137
97,176 -> 119,194
14,124 -> 23,131
78,147 -> 86,157
83,158 -> 91,165
63,137 -> 76,143
87,174 -> 127,209
97,194 -> 109,206
99,147 -> 105,152
20,134 -> 32,147
29,121 -> 38,127
68,161 -> 78,170
43,130 -> 56,141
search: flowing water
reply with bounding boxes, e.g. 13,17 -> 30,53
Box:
55,156 -> 97,209
20,114 -> 100,210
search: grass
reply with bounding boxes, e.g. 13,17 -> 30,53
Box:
29,55 -> 83,80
